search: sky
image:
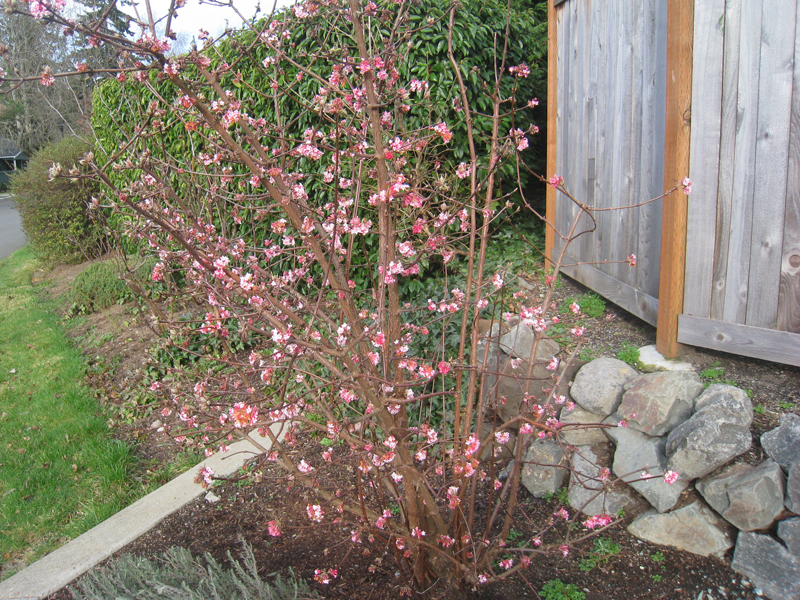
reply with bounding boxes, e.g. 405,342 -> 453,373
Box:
121,0 -> 295,40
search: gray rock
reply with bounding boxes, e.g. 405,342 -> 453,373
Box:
637,344 -> 694,372
559,406 -> 608,446
567,444 -> 644,516
696,460 -> 786,531
521,439 -> 569,498
778,518 -> 800,557
479,422 -> 517,462
605,418 -> 687,513
762,413 -> 800,472
476,321 -> 505,368
482,354 -> 555,424
205,491 -> 221,504
666,404 -> 753,481
627,501 -> 735,558
618,371 -> 704,436
787,461 -> 800,514
570,358 -> 638,416
732,531 -> 800,600
694,384 -> 754,428
499,324 -> 560,362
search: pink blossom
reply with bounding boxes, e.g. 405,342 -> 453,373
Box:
500,558 -> 514,570
681,177 -> 692,194
430,122 -> 453,143
456,162 -> 471,179
307,504 -> 324,522
569,302 -> 580,314
560,544 -> 570,557
663,470 -> 680,485
268,520 -> 281,536
527,98 -> 540,108
627,254 -> 637,267
297,459 -> 314,473
548,174 -> 564,188
372,331 -> 385,347
571,326 -> 585,337
546,357 -> 559,371
509,63 -> 530,78
519,423 -> 533,435
411,527 -> 426,539
40,68 -> 55,87
464,434 -> 481,456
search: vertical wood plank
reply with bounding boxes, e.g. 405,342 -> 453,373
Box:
683,0 -> 725,319
745,0 -> 797,328
545,0 -> 560,265
642,0 -> 668,299
777,0 -> 800,333
656,0 -> 694,358
723,0 -> 762,324
710,0 -> 742,321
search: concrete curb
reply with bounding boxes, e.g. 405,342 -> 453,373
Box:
0,427 -> 281,600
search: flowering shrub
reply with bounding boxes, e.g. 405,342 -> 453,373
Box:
3,0 -> 689,593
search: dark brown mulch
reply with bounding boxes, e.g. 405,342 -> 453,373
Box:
46,435 -> 764,600
40,265 -> 799,600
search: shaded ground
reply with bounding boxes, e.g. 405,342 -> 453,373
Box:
36,259 -> 800,600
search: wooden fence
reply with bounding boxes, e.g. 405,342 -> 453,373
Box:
547,0 -> 800,367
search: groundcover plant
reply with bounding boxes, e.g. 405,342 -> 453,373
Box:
2,0 -> 689,594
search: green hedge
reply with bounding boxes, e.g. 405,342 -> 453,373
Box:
91,0 -> 547,250
10,136 -> 106,263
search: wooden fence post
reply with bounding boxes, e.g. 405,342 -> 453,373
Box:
656,0 -> 694,358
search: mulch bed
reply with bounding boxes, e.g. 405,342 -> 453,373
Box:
40,266 -> 799,600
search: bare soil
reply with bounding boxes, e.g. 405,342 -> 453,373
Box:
37,259 -> 800,600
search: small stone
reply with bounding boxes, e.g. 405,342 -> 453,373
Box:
605,417 -> 687,513
559,406 -> 608,446
618,371 -> 704,436
778,518 -> 800,557
666,400 -> 753,481
627,501 -> 734,558
205,491 -> 220,504
696,460 -> 786,531
150,420 -> 163,429
761,413 -> 800,472
570,358 -> 638,416
498,324 -> 560,362
732,531 -> 800,600
787,461 -> 800,514
638,345 -> 695,372
520,439 -> 568,498
567,444 -> 644,516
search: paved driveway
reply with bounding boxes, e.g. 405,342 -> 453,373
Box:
0,194 -> 28,260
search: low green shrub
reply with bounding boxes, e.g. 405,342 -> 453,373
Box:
540,579 -> 586,600
10,136 -> 107,263
69,541 -> 321,600
69,262 -> 130,313
616,342 -> 640,366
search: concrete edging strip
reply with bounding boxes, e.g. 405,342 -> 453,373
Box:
0,427 -> 280,600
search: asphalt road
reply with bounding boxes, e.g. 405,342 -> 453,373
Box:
0,194 -> 28,260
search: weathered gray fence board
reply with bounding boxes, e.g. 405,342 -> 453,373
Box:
561,254 -> 659,326
744,0 -> 796,328
636,0 -> 666,298
777,3 -> 800,334
710,0 -> 742,322
722,0 -> 762,325
684,0 -> 725,319
553,0 -> 663,321
678,315 -> 800,367
553,0 -> 800,366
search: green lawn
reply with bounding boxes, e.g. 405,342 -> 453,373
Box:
0,247 -> 142,579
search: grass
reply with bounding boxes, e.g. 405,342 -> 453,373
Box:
616,342 -> 640,367
578,537 -> 622,572
0,247 -> 145,578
